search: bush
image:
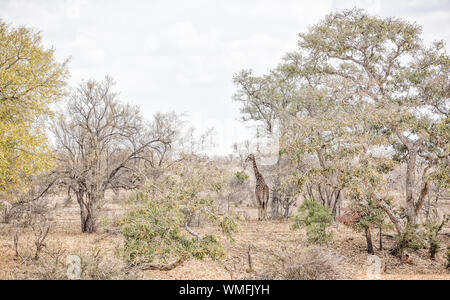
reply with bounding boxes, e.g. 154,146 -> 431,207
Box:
225,171 -> 251,212
119,161 -> 237,270
233,171 -> 249,184
13,234 -> 134,280
292,198 -> 333,245
75,248 -> 137,280
392,223 -> 427,258
423,215 -> 449,260
344,198 -> 387,254
120,198 -> 227,266
255,246 -> 343,280
282,247 -> 343,280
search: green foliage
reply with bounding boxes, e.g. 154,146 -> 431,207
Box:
393,223 -> 427,257
428,118 -> 450,189
344,179 -> 388,233
349,199 -> 386,233
292,198 -> 333,245
233,9 -> 449,249
423,215 -> 450,259
120,202 -> 225,264
119,161 -> 237,268
233,171 -> 249,185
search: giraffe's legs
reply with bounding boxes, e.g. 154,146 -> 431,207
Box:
259,204 -> 267,221
259,199 -> 264,221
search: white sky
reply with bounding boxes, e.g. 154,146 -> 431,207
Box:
1,0 -> 449,155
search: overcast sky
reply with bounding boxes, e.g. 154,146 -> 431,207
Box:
1,0 -> 449,155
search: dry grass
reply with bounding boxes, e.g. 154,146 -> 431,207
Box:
0,199 -> 449,280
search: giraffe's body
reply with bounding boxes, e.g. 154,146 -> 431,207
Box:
246,154 -> 270,221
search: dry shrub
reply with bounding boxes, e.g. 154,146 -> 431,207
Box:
2,197 -> 51,226
282,247 -> 343,280
25,242 -> 68,280
13,233 -> 68,280
17,245 -> 139,280
256,246 -> 344,280
230,210 -> 250,222
13,231 -> 138,280
75,248 -> 140,280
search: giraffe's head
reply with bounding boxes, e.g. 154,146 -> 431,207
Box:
245,153 -> 255,164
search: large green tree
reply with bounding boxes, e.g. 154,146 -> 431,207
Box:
0,20 -> 68,197
297,9 -> 449,230
233,9 -> 449,239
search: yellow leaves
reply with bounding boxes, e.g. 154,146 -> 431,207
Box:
0,22 -> 68,114
0,121 -> 54,196
0,20 -> 68,197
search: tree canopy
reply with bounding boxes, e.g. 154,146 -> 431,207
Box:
0,20 -> 68,196
234,9 -> 449,241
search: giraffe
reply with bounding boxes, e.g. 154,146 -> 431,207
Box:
246,154 -> 270,221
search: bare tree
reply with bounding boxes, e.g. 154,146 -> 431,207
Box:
53,77 -> 175,233
232,141 -> 251,171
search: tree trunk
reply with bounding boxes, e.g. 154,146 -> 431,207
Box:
3,207 -> 10,224
405,150 -> 417,224
379,226 -> 383,251
331,190 -> 342,220
80,210 -> 96,233
365,227 -> 374,255
272,151 -> 283,220
430,248 -> 436,260
283,199 -> 290,219
271,187 -> 280,220
77,192 -> 97,233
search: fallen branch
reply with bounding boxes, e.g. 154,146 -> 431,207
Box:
139,257 -> 186,271
184,224 -> 204,241
94,229 -> 121,243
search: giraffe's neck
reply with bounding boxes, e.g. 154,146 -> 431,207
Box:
251,158 -> 263,181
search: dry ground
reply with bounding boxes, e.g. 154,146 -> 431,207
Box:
0,199 -> 449,280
